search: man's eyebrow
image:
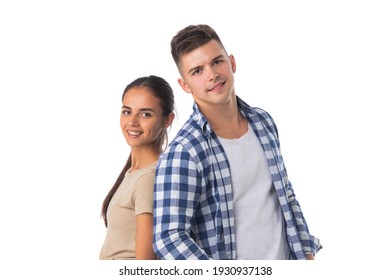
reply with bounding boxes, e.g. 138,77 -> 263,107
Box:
212,54 -> 225,61
187,54 -> 225,75
187,64 -> 202,75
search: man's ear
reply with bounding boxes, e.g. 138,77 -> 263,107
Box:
229,54 -> 237,73
178,78 -> 192,93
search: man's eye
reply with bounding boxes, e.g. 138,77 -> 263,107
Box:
122,110 -> 131,115
192,69 -> 201,75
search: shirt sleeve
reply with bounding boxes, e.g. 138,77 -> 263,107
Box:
269,111 -> 322,255
257,107 -> 322,256
153,142 -> 210,260
285,181 -> 322,255
133,172 -> 155,216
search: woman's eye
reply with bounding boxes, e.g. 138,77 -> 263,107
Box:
140,113 -> 151,118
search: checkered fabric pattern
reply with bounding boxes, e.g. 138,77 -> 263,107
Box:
153,97 -> 322,259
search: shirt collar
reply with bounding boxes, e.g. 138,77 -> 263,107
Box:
191,96 -> 254,138
191,102 -> 212,137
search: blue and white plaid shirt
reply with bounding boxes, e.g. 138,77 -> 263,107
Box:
153,97 -> 322,259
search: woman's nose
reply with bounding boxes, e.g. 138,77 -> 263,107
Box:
128,114 -> 139,126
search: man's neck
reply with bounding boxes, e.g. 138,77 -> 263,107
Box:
199,98 -> 248,139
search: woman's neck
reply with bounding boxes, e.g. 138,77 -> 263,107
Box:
130,147 -> 161,171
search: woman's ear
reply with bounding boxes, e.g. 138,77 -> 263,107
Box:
164,112 -> 175,128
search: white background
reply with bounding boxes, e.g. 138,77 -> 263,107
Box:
0,0 -> 389,279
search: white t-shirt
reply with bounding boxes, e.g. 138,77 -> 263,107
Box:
218,126 -> 290,259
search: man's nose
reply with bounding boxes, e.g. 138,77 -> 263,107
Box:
207,66 -> 220,81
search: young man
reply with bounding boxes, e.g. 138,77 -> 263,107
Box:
153,24 -> 322,260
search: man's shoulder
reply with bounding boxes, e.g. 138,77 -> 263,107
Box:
168,118 -> 207,150
237,97 -> 274,121
245,105 -> 276,126
158,117 -> 211,169
238,98 -> 279,136
251,106 -> 272,117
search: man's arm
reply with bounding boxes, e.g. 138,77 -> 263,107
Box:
153,143 -> 210,259
285,180 -> 322,256
257,108 -> 322,257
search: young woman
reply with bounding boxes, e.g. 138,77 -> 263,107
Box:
100,75 -> 175,260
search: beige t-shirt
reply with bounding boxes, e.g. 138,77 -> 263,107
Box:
99,162 -> 156,260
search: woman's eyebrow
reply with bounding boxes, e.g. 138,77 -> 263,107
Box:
121,105 -> 155,112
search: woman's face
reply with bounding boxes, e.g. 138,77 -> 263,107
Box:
120,86 -> 166,151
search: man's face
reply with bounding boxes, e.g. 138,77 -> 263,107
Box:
177,40 -> 236,111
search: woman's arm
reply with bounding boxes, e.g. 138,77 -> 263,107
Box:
136,213 -> 157,260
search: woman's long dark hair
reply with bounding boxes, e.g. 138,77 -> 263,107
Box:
101,75 -> 175,227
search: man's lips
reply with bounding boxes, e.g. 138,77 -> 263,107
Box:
208,81 -> 225,92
